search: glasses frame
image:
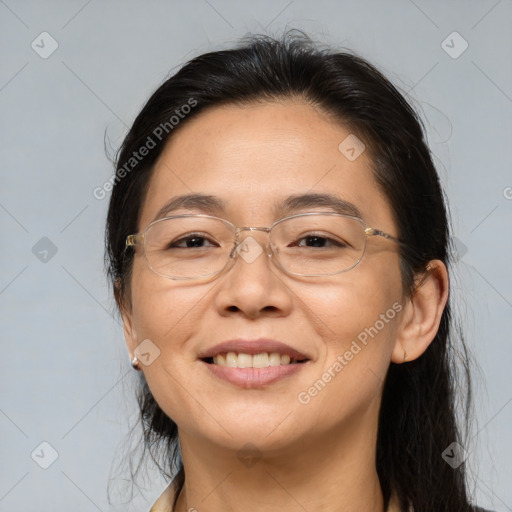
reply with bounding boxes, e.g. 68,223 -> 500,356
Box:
125,212 -> 403,280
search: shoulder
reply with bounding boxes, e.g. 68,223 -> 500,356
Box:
148,481 -> 176,512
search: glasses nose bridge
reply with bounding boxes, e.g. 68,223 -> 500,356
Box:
230,225 -> 275,260
235,225 -> 271,237
236,226 -> 273,245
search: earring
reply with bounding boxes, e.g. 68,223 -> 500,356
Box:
131,356 -> 141,371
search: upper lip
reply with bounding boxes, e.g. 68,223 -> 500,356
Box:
198,338 -> 311,362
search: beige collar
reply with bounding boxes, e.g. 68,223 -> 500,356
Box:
149,482 -> 176,512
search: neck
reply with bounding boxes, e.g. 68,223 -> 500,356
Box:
174,418 -> 391,512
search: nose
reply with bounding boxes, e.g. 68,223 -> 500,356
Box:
212,229 -> 293,319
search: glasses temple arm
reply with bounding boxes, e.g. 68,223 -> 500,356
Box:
126,233 -> 144,246
365,227 -> 403,244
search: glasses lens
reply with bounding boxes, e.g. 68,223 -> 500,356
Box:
144,216 -> 233,279
142,214 -> 366,279
272,214 -> 366,276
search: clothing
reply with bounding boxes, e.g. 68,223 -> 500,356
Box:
148,482 -> 495,512
149,482 -> 176,512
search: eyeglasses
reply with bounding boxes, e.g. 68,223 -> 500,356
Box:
125,212 -> 402,280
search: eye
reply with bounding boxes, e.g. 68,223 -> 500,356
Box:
291,234 -> 347,248
168,233 -> 219,249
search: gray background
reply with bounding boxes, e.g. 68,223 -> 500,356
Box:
1,0 -> 511,510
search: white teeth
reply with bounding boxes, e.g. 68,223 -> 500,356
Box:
225,352 -> 238,367
269,353 -> 281,367
213,354 -> 226,366
237,353 -> 252,368
253,353 -> 269,368
212,351 -> 299,368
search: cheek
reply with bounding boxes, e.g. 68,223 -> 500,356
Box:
309,261 -> 402,338
307,262 -> 403,388
128,269 -> 210,424
128,262 -> 221,389
129,261 -> 205,347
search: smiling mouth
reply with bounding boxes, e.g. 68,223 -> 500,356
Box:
201,352 -> 309,368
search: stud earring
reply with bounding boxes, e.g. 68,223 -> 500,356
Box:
131,356 -> 141,371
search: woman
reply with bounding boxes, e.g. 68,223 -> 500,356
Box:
105,32 -> 492,512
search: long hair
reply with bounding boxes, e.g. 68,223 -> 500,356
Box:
105,31 -> 475,511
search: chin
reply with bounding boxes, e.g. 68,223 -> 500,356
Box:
184,408 -> 307,451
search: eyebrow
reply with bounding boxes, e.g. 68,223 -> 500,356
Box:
152,192 -> 362,223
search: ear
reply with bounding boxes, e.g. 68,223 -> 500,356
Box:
114,278 -> 139,359
391,260 -> 449,364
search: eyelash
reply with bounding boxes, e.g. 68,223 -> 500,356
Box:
169,233 -> 346,249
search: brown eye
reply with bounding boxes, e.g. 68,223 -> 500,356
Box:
169,234 -> 218,249
291,235 -> 346,248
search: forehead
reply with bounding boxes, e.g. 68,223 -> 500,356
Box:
138,100 -> 395,231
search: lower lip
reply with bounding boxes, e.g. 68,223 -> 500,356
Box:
201,360 -> 308,388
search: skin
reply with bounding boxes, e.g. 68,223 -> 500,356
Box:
120,99 -> 448,512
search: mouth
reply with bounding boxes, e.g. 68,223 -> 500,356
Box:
201,352 -> 310,368
197,338 -> 312,388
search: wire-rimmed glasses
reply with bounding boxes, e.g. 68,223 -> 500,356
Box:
125,212 -> 402,280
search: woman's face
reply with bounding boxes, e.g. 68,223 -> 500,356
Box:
122,99 -> 405,453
